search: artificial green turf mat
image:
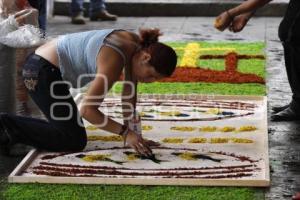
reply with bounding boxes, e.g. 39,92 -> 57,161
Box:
3,184 -> 264,200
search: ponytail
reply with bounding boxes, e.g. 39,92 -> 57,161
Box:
139,28 -> 162,48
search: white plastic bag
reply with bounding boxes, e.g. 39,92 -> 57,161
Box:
0,24 -> 45,48
0,15 -> 18,36
0,9 -> 45,48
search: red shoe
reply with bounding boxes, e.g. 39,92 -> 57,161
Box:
292,193 -> 300,200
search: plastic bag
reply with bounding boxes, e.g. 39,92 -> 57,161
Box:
0,24 -> 44,48
0,15 -> 18,36
0,9 -> 45,48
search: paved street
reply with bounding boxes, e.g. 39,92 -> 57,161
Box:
1,15 -> 300,200
53,0 -> 289,16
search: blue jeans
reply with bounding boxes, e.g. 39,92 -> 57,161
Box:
71,0 -> 106,17
0,54 -> 87,152
27,0 -> 47,32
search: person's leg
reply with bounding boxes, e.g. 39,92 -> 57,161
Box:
272,3 -> 293,113
38,0 -> 47,32
285,0 -> 300,103
70,0 -> 86,24
89,0 -> 117,21
70,0 -> 84,16
27,0 -> 47,32
89,0 -> 106,15
271,34 -> 294,114
272,14 -> 294,114
272,0 -> 300,121
0,54 -> 87,152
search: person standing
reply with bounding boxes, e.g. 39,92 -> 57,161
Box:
215,0 -> 300,122
71,0 -> 117,24
27,0 -> 46,32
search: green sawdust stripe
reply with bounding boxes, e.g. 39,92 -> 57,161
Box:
3,183 -> 264,200
166,41 -> 265,68
167,41 -> 265,55
238,59 -> 265,78
111,82 -> 266,96
197,59 -> 265,78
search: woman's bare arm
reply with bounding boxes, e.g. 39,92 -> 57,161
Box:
228,0 -> 272,17
80,46 -> 124,134
215,0 -> 272,31
80,46 -> 153,156
121,65 -> 137,126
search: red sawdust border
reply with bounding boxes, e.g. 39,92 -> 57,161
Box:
120,52 -> 265,84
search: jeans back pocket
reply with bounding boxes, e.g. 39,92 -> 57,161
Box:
22,63 -> 41,92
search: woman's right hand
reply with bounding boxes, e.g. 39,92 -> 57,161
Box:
124,130 -> 153,157
228,13 -> 251,33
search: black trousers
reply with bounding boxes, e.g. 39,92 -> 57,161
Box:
278,0 -> 300,104
0,54 -> 87,152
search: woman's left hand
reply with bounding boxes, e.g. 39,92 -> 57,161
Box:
125,130 -> 153,157
214,11 -> 234,31
144,139 -> 160,147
